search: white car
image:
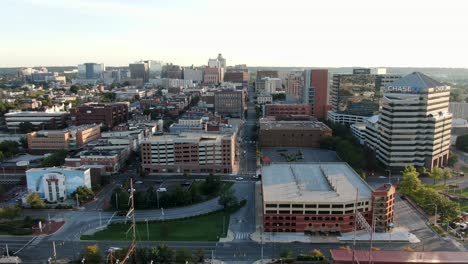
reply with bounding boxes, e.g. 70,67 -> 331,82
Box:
157,187 -> 167,192
135,181 -> 143,184
236,177 -> 244,181
106,247 -> 122,253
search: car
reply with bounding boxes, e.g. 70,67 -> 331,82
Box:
135,181 -> 143,184
236,177 -> 244,181
157,187 -> 167,192
127,188 -> 136,193
400,195 -> 407,200
106,247 -> 122,253
116,211 -> 127,216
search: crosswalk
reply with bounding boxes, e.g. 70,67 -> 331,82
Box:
234,232 -> 250,240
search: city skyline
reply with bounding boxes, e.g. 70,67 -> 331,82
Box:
2,0 -> 468,68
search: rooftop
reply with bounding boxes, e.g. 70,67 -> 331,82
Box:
262,163 -> 373,204
27,166 -> 90,173
384,72 -> 445,93
330,249 -> 468,263
260,119 -> 330,131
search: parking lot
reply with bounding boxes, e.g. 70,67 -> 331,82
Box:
262,147 -> 340,163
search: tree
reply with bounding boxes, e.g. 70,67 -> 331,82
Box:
18,121 -> 34,133
160,222 -> 170,240
41,150 -> 68,167
429,167 -> 443,184
448,152 -> 459,167
195,248 -> 205,263
81,244 -> 103,264
0,151 -> 4,162
218,188 -> 238,209
72,186 -> 95,203
442,169 -> 452,185
455,134 -> 468,152
0,206 -> 21,220
202,173 -> 221,195
175,248 -> 193,264
399,166 -> 422,196
150,244 -> 174,264
110,188 -> 129,210
310,249 -> 324,260
26,193 -> 45,208
280,249 -> 293,259
19,137 -> 28,149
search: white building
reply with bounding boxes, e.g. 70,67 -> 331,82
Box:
26,167 -> 92,202
257,94 -> 273,105
256,77 -> 281,95
327,111 -> 367,125
183,68 -> 204,83
376,72 -> 452,170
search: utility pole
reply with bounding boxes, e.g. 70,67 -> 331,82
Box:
145,219 -> 149,241
115,192 -> 118,210
99,212 -> 102,227
76,193 -> 80,208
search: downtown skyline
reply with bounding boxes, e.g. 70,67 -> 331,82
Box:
2,0 -> 468,68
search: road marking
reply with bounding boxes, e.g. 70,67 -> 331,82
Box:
234,232 -> 250,240
107,211 -> 117,225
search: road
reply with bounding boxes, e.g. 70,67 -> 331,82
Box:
238,86 -> 258,176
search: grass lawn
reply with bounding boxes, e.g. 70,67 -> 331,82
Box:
427,184 -> 448,191
0,220 -> 34,236
82,202 -> 243,241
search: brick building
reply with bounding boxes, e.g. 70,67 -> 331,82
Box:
140,132 -> 239,175
224,71 -> 249,87
259,118 -> 331,147
65,149 -> 124,175
70,103 -> 128,128
263,104 -> 312,118
214,90 -> 245,118
27,124 -> 101,153
262,163 -> 395,233
203,67 -> 219,84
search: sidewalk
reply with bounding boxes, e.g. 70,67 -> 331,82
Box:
338,227 -> 420,243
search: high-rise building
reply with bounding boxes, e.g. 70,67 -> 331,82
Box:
376,72 -> 452,170
77,63 -> 105,79
129,62 -> 149,82
328,69 -> 401,124
217,53 -> 226,68
214,90 -> 245,118
255,77 -> 280,95
285,72 -> 304,101
303,69 -> 329,119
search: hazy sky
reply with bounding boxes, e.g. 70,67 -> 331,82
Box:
2,0 -> 468,68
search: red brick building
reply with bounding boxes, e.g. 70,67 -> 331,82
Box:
261,163 -> 395,234
224,71 -> 249,87
309,69 -> 330,119
264,104 -> 312,118
70,103 -> 129,129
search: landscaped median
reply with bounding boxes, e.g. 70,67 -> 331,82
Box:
81,200 -> 246,241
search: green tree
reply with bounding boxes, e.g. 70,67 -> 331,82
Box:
150,244 -> 174,264
175,248 -> 193,264
72,186 -> 94,203
399,166 -> 422,196
190,185 -> 202,204
26,193 -> 45,208
202,173 -> 221,195
19,137 -> 28,149
0,206 -> 21,220
442,169 -> 452,185
455,134 -> 468,152
280,249 -> 293,259
0,140 -> 20,157
218,188 -> 238,209
110,188 -> 129,210
0,151 -> 4,161
41,150 -> 68,167
81,244 -> 102,264
18,121 -> 34,133
429,167 -> 443,184
195,248 -> 205,263
448,152 -> 459,167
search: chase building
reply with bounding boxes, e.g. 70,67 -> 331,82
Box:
377,72 -> 452,170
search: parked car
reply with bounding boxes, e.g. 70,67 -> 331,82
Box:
236,177 -> 244,181
116,211 -> 127,216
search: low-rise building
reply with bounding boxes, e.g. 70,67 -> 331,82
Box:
256,94 -> 273,105
4,111 -> 69,131
70,103 -> 128,128
262,163 -> 395,233
263,104 -> 312,118
26,167 -> 92,202
65,149 -> 124,175
140,131 -> 239,175
27,124 -> 101,153
259,118 -> 331,148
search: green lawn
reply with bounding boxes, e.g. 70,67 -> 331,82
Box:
427,184 -> 448,191
462,167 -> 468,173
82,203 -> 243,241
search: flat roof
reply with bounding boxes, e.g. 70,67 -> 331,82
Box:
330,249 -> 468,263
260,119 -> 330,131
262,163 -> 373,204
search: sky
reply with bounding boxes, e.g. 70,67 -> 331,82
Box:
1,0 -> 468,68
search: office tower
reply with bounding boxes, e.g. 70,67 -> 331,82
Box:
328,68 -> 401,124
376,72 -> 452,170
77,63 -> 105,79
214,90 -> 245,118
129,62 -> 149,82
